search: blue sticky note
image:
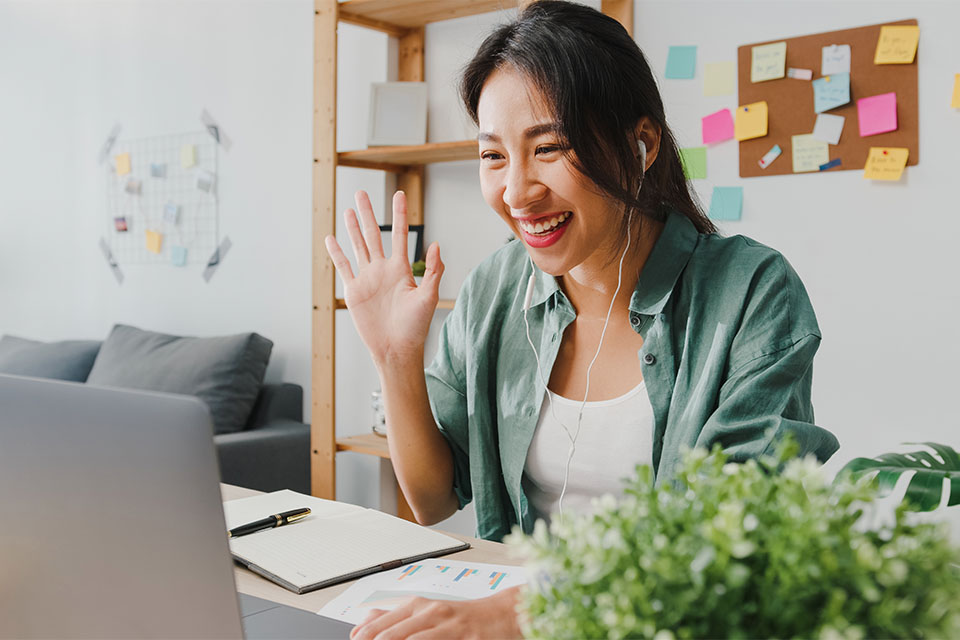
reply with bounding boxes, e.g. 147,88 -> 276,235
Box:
171,245 -> 188,267
813,72 -> 850,113
665,46 -> 697,79
709,187 -> 743,221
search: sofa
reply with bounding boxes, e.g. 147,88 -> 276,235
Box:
0,325 -> 310,494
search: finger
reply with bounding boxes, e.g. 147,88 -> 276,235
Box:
391,190 -> 408,262
324,235 -> 355,283
350,602 -> 414,640
419,241 -> 444,296
350,609 -> 388,639
354,190 -> 385,259
343,208 -> 370,266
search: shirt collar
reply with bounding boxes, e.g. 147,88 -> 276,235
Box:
524,210 -> 700,313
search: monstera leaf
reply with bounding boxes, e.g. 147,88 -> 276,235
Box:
838,442 -> 960,511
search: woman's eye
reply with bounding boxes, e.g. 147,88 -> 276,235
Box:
481,151 -> 504,161
535,145 -> 561,155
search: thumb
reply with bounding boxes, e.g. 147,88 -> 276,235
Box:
420,241 -> 444,296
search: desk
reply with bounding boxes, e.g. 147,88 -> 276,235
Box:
221,484 -> 519,613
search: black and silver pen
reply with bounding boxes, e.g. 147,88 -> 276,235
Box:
228,507 -> 311,538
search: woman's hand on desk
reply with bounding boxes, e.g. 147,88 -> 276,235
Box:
325,190 -> 444,368
349,586 -> 523,640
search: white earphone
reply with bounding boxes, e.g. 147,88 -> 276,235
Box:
518,138 -> 646,526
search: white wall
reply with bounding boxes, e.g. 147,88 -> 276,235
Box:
3,0 -> 959,537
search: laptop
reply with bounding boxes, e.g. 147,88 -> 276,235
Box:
0,374 -> 353,639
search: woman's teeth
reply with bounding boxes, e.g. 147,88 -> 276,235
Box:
519,211 -> 571,235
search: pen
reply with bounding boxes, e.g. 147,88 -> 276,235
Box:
228,507 -> 311,538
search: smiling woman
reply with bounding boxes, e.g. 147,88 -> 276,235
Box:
324,1 -> 840,638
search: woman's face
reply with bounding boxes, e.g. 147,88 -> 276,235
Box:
476,68 -> 623,277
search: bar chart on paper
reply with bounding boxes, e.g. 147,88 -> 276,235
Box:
319,560 -> 528,624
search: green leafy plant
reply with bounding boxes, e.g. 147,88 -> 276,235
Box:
838,442 -> 960,511
411,260 -> 426,277
507,445 -> 960,639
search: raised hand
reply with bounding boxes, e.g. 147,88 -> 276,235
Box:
324,190 -> 444,367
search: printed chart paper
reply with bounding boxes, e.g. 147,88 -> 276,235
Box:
319,559 -> 529,625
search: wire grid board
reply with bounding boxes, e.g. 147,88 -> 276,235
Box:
104,131 -> 219,265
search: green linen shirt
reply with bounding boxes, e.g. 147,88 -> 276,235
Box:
425,211 -> 840,542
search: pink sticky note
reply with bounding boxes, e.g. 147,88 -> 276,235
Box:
857,92 -> 898,137
702,108 -> 734,145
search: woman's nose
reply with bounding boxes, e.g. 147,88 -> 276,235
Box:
502,162 -> 547,211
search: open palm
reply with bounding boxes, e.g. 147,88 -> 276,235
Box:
324,190 -> 444,365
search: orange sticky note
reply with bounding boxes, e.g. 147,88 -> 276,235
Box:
145,230 -> 164,254
863,147 -> 909,181
874,25 -> 919,65
952,74 -> 960,109
116,153 -> 131,176
734,102 -> 768,141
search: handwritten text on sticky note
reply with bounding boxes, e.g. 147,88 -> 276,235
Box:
821,44 -> 851,75
734,102 -> 768,141
751,41 -> 787,83
813,73 -> 850,113
863,147 -> 909,180
791,135 -> 829,173
874,25 -> 919,65
857,92 -> 898,137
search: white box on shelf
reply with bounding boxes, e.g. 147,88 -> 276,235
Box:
367,82 -> 428,147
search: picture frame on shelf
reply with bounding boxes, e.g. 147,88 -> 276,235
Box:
367,82 -> 428,147
378,224 -> 424,264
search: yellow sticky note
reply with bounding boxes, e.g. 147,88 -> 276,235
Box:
751,41 -> 787,83
874,25 -> 919,64
181,144 -> 197,168
791,135 -> 829,173
703,61 -> 735,96
734,102 -> 768,141
952,74 -> 960,109
145,230 -> 164,254
116,153 -> 131,176
863,147 -> 909,181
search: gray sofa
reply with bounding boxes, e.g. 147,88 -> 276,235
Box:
0,326 -> 310,494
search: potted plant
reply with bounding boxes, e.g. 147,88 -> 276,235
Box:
507,441 -> 960,639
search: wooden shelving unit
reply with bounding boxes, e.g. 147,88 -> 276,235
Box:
312,0 -> 633,521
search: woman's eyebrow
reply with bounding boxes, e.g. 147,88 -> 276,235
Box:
478,123 -> 560,143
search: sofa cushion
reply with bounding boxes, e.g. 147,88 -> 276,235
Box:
0,335 -> 102,382
86,324 -> 273,434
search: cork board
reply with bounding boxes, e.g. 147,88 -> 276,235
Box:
737,19 -> 919,178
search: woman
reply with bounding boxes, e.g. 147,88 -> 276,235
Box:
326,1 -> 839,637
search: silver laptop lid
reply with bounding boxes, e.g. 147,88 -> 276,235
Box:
0,374 -> 243,639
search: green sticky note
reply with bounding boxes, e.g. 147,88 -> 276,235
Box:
665,46 -> 697,79
709,187 -> 743,221
679,147 -> 707,179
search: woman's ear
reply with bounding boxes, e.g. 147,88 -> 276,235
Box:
634,117 -> 662,172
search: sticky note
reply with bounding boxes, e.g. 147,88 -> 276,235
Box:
181,144 -> 197,168
874,25 -> 919,65
703,61 -> 735,96
679,147 -> 707,179
791,134 -> 829,173
863,147 -> 909,180
702,109 -> 734,145
821,44 -> 851,75
734,102 -> 768,141
812,113 -> 845,145
196,170 -> 216,193
145,230 -> 163,254
164,202 -> 181,225
787,68 -> 813,80
171,246 -> 188,267
758,144 -> 782,169
857,92 -> 898,137
116,153 -> 131,176
709,187 -> 743,221
751,41 -> 787,83
952,74 -> 960,109
813,73 -> 850,113
665,46 -> 697,79
150,163 -> 167,178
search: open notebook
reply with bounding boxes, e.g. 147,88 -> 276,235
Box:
223,490 -> 470,594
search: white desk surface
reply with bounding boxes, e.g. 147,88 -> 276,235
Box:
221,484 -> 519,613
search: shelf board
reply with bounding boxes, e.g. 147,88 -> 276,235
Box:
337,140 -> 477,170
336,298 -> 455,310
338,0 -> 518,32
337,433 -> 391,458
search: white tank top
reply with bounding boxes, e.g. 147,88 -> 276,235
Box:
522,381 -> 655,525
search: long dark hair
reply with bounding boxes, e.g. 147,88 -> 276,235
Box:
460,0 -> 715,243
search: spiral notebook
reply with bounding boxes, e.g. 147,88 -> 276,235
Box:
223,490 -> 470,594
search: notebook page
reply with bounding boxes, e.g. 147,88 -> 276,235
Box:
223,490 -> 362,529
228,509 -> 466,589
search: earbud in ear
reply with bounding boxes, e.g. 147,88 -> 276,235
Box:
637,139 -> 647,173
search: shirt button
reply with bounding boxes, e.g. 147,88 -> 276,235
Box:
630,316 -> 640,327
643,353 -> 656,365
